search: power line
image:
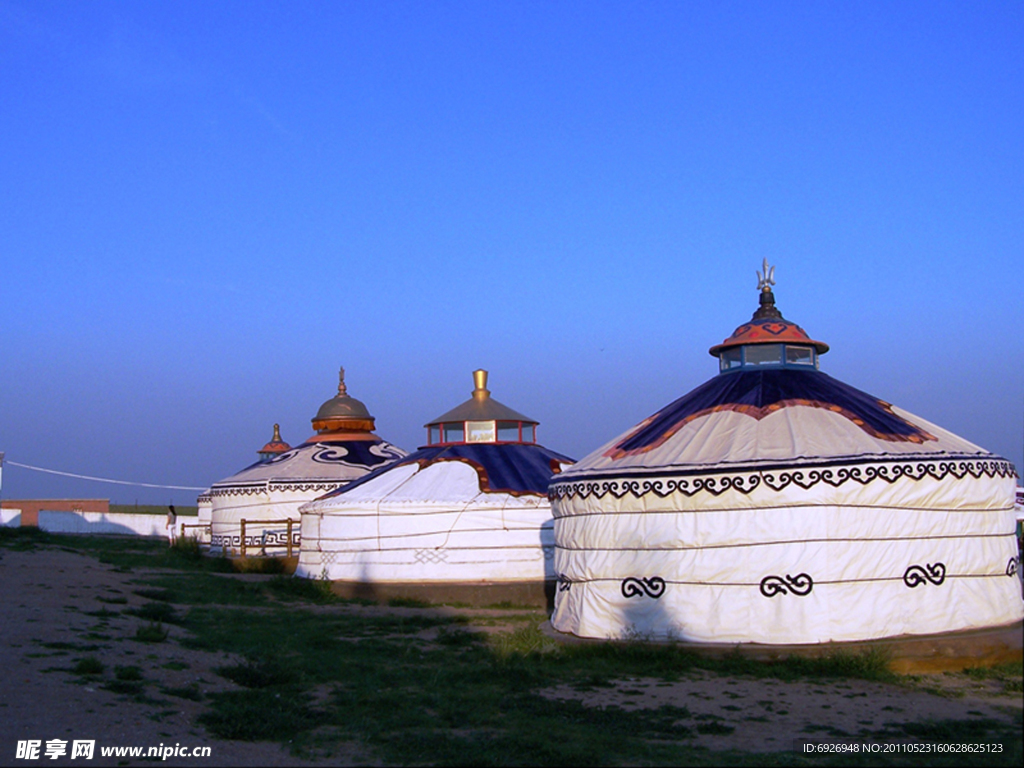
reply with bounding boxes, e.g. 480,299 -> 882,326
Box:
4,460 -> 207,491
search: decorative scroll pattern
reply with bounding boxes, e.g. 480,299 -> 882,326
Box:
903,562 -> 946,588
1007,557 -> 1019,577
550,458 -> 1016,503
759,573 -> 813,597
621,577 -> 666,599
210,530 -> 301,550
310,443 -> 405,467
209,481 -> 340,498
414,548 -> 448,564
557,574 -> 573,592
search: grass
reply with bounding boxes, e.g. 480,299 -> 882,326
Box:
126,602 -> 181,624
115,665 -> 143,681
72,656 -> 105,675
162,683 -> 203,701
111,504 -> 198,516
134,622 -> 169,643
962,661 -> 1024,694
265,574 -> 335,603
13,531 -> 1024,766
215,657 -> 298,688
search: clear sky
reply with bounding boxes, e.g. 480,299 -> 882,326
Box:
1,0 -> 1021,506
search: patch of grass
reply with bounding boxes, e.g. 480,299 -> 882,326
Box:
133,587 -> 175,602
265,575 -> 335,604
96,595 -> 128,605
483,600 -> 536,610
162,683 -> 203,701
115,665 -> 143,681
83,607 -> 119,618
72,657 -> 105,675
169,535 -> 203,561
162,661 -> 190,671
110,504 -> 197,516
696,721 -> 736,735
490,623 -> 561,657
138,574 -> 266,607
41,641 -> 103,652
386,596 -> 432,608
963,660 -> 1024,694
134,622 -> 169,643
0,527 -> 53,550
435,626 -> 484,647
198,690 -> 329,740
103,680 -> 145,695
885,717 -> 1009,742
126,602 -> 180,624
215,657 -> 298,689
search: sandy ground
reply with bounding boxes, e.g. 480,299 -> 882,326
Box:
540,670 -> 1022,754
0,545 -> 1020,765
0,547 -> 370,767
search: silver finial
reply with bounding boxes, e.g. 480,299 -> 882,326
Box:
756,259 -> 776,293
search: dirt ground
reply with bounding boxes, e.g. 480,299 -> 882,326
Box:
0,546 -> 1020,766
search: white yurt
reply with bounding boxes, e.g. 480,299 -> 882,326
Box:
297,370 -> 574,604
550,264 -> 1022,644
206,369 -> 406,557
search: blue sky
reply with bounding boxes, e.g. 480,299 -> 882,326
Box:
1,0 -> 1021,505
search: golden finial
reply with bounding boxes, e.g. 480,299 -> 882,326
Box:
472,369 -> 490,401
272,423 -> 282,442
756,258 -> 776,293
337,366 -> 347,396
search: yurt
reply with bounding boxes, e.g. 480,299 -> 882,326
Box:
193,423 -> 291,549
297,370 -> 574,605
207,369 -> 406,557
550,263 -> 1022,644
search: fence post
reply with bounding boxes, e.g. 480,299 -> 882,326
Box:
180,522 -> 185,540
287,518 -> 293,558
240,519 -> 246,558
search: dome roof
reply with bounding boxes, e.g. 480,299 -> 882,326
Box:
561,263 -> 990,475
563,368 -> 988,474
309,443 -> 573,505
709,262 -> 828,356
312,367 -> 375,433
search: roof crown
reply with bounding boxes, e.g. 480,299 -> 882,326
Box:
312,367 -> 376,433
424,370 -> 538,445
708,261 -> 829,364
258,423 -> 291,459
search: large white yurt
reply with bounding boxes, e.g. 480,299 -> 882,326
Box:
550,264 -> 1023,644
207,369 -> 406,557
297,370 -> 574,604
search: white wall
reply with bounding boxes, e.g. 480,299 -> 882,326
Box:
1,508 -> 22,527
37,510 -> 170,537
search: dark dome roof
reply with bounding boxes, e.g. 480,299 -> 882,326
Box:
312,368 -> 376,432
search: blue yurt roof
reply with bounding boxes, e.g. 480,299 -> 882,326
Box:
316,443 -> 574,499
